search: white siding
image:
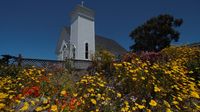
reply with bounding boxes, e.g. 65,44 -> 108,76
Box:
77,16 -> 95,60
70,19 -> 79,59
70,16 -> 95,60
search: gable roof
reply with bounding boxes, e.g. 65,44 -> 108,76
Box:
95,35 -> 127,56
55,27 -> 127,56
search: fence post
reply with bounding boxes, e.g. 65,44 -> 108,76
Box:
17,54 -> 22,66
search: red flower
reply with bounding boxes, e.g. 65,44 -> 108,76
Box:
22,86 -> 40,97
69,98 -> 77,110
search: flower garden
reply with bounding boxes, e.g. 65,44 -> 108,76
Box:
0,46 -> 200,112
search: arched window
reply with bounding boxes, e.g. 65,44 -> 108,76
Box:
85,43 -> 88,59
72,45 -> 76,59
62,45 -> 67,60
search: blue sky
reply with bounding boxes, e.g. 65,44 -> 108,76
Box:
0,0 -> 200,59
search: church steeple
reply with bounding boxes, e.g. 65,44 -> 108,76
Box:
70,3 -> 95,23
69,4 -> 95,60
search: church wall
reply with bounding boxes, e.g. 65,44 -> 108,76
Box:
70,19 -> 79,59
77,16 -> 95,60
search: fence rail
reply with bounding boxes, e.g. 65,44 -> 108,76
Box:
0,55 -> 92,70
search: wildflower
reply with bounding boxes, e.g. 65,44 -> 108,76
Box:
144,70 -> 148,73
51,105 -> 58,111
98,83 -> 105,87
138,104 -> 145,109
9,95 -> 14,99
0,93 -> 8,99
117,93 -> 122,98
97,93 -> 101,99
149,100 -> 157,106
142,99 -> 146,103
87,88 -> 94,93
60,90 -> 67,97
73,93 -> 78,97
35,107 -> 43,111
132,107 -> 137,111
43,98 -> 48,104
0,103 -> 5,109
141,77 -> 145,80
132,78 -> 137,81
177,97 -> 183,101
31,101 -> 35,105
191,91 -> 200,99
154,86 -> 161,92
189,71 -> 194,74
146,108 -> 152,112
166,108 -> 172,112
91,99 -> 97,105
130,70 -> 134,73
172,101 -> 179,105
163,100 -> 170,108
20,102 -> 29,111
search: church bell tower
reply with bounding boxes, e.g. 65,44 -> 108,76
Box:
70,3 -> 95,60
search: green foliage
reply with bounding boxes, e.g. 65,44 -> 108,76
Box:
0,65 -> 22,77
130,14 -> 183,52
90,50 -> 115,76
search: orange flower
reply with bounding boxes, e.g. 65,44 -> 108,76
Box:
51,105 -> 58,111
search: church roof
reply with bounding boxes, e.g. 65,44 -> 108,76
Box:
55,27 -> 127,56
95,35 -> 127,56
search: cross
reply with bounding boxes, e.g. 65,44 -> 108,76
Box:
81,1 -> 84,6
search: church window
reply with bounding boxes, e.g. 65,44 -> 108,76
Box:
72,47 -> 76,59
85,43 -> 88,59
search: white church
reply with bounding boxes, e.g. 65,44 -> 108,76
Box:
55,4 -> 126,69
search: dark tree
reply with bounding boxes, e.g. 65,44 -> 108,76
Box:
129,14 -> 183,52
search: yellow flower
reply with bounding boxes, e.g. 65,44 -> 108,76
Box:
96,108 -> 99,112
191,91 -> 200,98
9,95 -> 14,99
98,83 -> 105,87
138,104 -> 145,109
163,100 -> 170,108
117,93 -> 122,98
97,93 -> 101,99
149,100 -> 157,106
124,101 -> 129,105
189,71 -> 194,74
35,107 -> 43,111
20,102 -> 29,111
154,86 -> 161,92
60,90 -> 67,96
0,103 -> 5,109
141,77 -> 145,80
0,93 -> 8,99
166,108 -> 172,112
132,107 -> 137,111
146,108 -> 152,112
31,101 -> 35,105
177,97 -> 183,101
87,88 -> 94,93
144,70 -> 148,73
129,70 -> 134,73
51,105 -> 58,111
172,101 -> 179,105
73,93 -> 78,97
132,78 -> 137,81
91,99 -> 97,105
121,107 -> 126,112
43,98 -> 48,104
